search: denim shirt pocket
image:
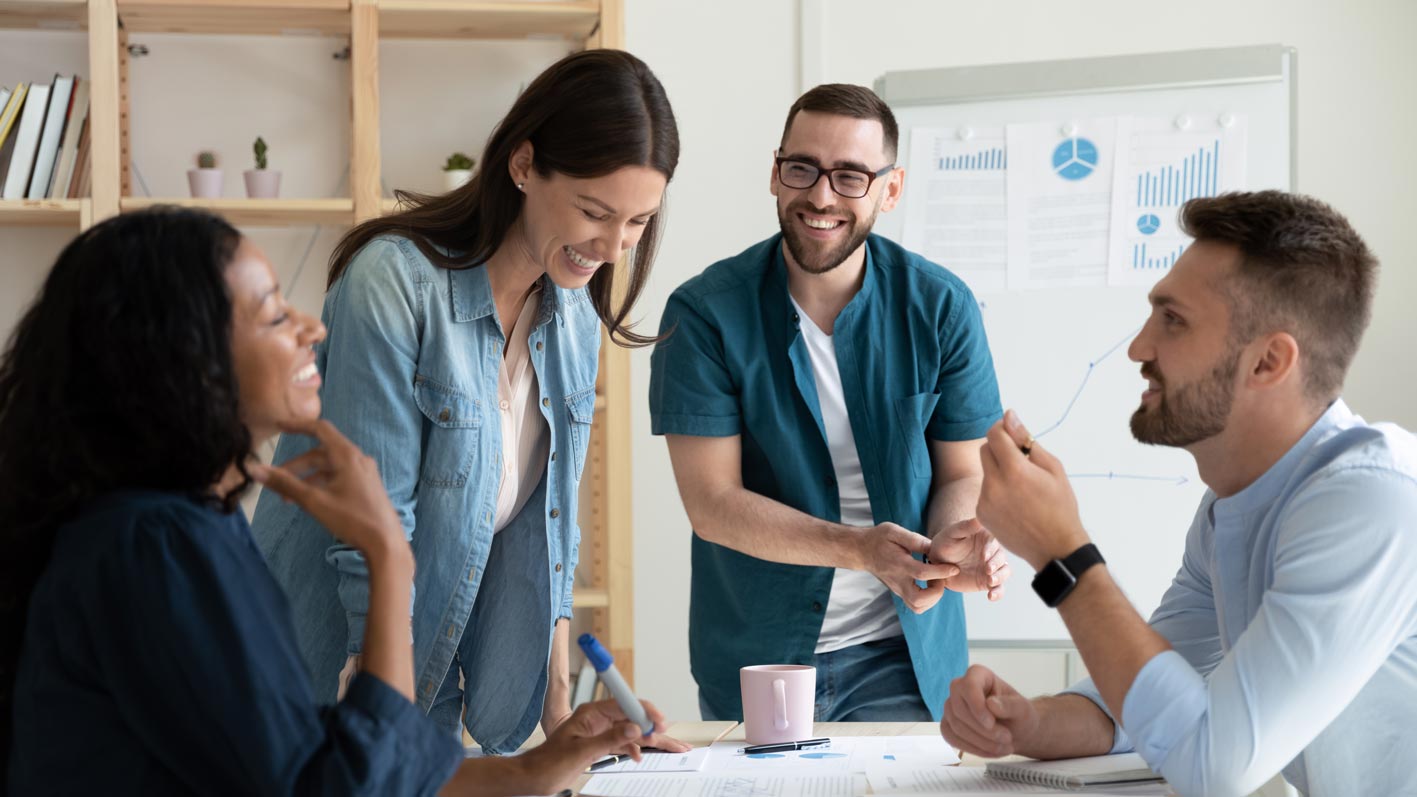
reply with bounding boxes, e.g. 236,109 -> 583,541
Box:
564,386 -> 597,483
894,391 -> 942,479
413,375 -> 481,488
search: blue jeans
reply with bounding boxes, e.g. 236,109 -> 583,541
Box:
699,635 -> 931,722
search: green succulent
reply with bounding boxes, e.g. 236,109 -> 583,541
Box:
197,151 -> 217,169
443,152 -> 475,171
253,137 -> 268,170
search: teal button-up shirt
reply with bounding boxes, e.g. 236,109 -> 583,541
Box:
649,233 -> 1002,719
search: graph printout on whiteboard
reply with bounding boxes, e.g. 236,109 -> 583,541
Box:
1005,117 -> 1119,290
900,126 -> 1008,293
1108,115 -> 1248,287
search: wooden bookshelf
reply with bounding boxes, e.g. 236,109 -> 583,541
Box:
120,197 -> 355,226
0,0 -> 86,31
0,0 -> 638,686
117,0 -> 349,36
0,198 -> 88,225
379,1 -> 598,40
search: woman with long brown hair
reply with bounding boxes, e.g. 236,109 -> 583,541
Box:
250,48 -> 684,752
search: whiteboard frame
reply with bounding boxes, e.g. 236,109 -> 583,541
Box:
875,44 -> 1297,188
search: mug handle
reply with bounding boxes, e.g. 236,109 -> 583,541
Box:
773,678 -> 789,731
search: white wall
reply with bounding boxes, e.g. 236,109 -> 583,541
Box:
624,0 -> 1417,721
3,0 -> 1414,727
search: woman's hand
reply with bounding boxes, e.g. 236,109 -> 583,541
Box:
251,418 -> 407,560
511,699 -> 674,795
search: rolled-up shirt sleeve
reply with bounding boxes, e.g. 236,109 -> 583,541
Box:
649,289 -> 741,437
1062,499 -> 1223,756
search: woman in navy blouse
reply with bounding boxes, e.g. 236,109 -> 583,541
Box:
0,207 -> 665,795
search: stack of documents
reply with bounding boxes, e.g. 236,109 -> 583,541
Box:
582,737 -> 958,797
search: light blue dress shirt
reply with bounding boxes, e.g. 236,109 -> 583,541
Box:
1067,399 -> 1417,796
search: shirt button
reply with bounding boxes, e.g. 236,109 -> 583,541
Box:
536,341 -> 544,351
550,508 -> 561,519
811,601 -> 823,612
792,312 -> 800,324
438,408 -> 450,422
555,562 -> 563,572
542,397 -> 550,408
499,399 -> 510,410
550,451 -> 557,461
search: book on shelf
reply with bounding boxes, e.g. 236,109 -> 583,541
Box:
66,109 -> 91,199
49,77 -> 88,199
2,80 -> 50,199
0,82 -> 30,189
27,74 -> 75,199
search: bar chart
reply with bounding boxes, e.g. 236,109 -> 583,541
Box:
1131,242 -> 1186,270
937,147 -> 1006,171
1134,140 -> 1220,207
1108,115 -> 1247,287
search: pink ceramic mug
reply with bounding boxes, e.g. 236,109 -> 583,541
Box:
740,664 -> 816,745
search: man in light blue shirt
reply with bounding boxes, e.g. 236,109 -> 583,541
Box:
941,191 -> 1417,797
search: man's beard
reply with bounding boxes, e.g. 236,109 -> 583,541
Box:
1130,347 -> 1241,447
778,199 -> 878,275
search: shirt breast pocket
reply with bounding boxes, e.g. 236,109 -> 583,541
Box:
565,386 -> 597,483
413,376 -> 481,488
894,391 -> 941,479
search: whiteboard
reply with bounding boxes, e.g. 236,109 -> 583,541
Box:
873,45 -> 1295,640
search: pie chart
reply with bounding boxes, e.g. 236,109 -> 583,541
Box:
1052,137 -> 1099,181
1136,214 -> 1161,234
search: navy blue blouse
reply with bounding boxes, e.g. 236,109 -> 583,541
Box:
8,490 -> 462,795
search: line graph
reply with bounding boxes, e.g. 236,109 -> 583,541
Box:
1026,325 -> 1190,487
1034,325 -> 1139,439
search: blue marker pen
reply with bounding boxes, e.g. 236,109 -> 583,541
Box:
578,633 -> 654,737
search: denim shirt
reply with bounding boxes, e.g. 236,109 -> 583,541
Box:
251,235 -> 600,752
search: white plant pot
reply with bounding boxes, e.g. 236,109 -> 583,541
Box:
187,168 -> 223,199
443,169 -> 472,193
243,169 -> 282,199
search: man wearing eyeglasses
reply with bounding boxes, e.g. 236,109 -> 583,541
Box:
649,84 -> 1010,722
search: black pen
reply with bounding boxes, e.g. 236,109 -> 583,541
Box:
740,737 -> 831,755
586,754 -> 624,772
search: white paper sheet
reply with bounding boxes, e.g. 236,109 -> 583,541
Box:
1106,114 -> 1248,287
704,737 -> 958,774
901,126 -> 1009,293
592,747 -> 712,774
1005,118 -> 1119,290
582,773 -> 867,797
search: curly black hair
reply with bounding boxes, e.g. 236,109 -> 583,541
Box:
0,207 -> 254,773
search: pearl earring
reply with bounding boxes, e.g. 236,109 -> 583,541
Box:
517,182 -> 525,191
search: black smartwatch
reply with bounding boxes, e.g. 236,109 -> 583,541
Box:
1031,543 -> 1105,608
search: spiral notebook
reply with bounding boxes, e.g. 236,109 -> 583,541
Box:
985,753 -> 1164,789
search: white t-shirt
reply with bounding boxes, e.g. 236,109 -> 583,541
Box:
789,295 -> 902,654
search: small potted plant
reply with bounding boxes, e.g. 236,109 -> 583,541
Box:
187,151 -> 222,199
442,152 -> 474,192
243,136 -> 281,199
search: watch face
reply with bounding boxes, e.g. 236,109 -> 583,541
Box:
1031,560 -> 1078,608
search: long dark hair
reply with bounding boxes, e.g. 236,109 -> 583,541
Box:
328,48 -> 679,347
0,207 -> 254,769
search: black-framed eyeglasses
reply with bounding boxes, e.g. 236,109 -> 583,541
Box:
774,155 -> 895,199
